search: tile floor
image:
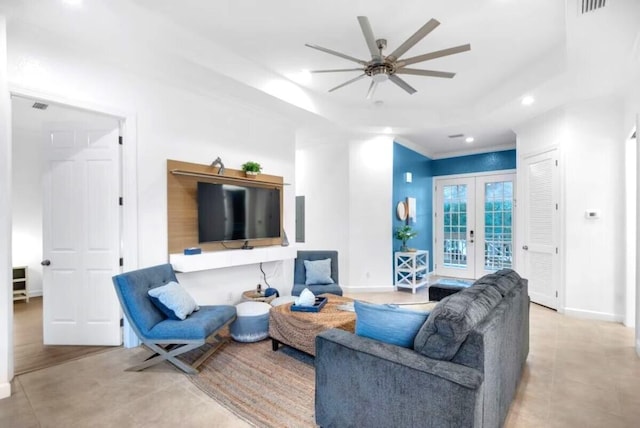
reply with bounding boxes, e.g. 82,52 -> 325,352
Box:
1,287 -> 638,427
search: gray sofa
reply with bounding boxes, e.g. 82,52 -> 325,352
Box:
315,269 -> 529,428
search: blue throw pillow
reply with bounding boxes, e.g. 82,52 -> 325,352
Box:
148,281 -> 199,320
354,300 -> 430,348
304,258 -> 334,285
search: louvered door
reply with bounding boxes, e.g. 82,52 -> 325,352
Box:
522,150 -> 560,309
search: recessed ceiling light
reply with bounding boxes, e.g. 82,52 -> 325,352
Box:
521,95 -> 535,106
465,136 -> 474,143
383,127 -> 393,134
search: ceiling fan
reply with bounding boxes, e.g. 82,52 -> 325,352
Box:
305,16 -> 470,98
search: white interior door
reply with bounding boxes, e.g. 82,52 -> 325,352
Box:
43,122 -> 122,345
521,150 -> 560,309
435,173 -> 516,279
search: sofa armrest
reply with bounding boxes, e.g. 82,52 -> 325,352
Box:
315,329 -> 484,428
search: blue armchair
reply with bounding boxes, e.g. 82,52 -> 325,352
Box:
112,263 -> 236,374
292,250 -> 343,296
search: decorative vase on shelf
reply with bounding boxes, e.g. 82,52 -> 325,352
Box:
400,242 -> 408,252
245,171 -> 259,178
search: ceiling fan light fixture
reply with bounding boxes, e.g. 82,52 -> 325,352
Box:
372,72 -> 389,83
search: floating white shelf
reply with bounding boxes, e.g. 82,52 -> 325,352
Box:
170,246 -> 297,273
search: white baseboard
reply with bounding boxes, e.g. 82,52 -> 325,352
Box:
28,290 -> 42,298
0,382 -> 11,399
563,307 -> 624,323
342,285 -> 396,294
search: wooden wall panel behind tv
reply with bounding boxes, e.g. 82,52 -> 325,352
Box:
167,159 -> 284,254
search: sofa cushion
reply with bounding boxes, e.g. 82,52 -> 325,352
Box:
304,258 -> 335,285
473,269 -> 522,297
414,283 -> 502,360
355,301 -> 430,348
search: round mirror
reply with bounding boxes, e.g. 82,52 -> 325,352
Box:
396,201 -> 407,220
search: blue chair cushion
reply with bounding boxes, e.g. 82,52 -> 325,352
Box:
355,300 -> 430,348
148,281 -> 199,320
146,305 -> 237,341
292,282 -> 343,297
304,258 -> 334,285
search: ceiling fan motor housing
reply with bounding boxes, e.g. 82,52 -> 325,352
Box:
367,64 -> 393,82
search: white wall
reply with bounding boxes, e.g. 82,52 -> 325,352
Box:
296,134 -> 394,291
11,123 -> 43,296
5,24 -> 298,307
0,15 -> 14,400
516,96 -> 628,321
348,136 -> 394,288
563,96 -> 625,320
295,140 -> 350,284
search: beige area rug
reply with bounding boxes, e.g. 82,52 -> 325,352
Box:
183,339 -> 316,428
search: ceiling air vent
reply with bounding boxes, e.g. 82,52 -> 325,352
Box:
448,134 -> 464,139
32,102 -> 49,110
581,0 -> 607,14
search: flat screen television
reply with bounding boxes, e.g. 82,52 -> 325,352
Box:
197,181 -> 281,243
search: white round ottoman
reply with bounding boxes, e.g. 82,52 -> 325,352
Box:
270,295 -> 297,307
230,301 -> 271,343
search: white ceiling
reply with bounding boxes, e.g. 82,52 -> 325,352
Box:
3,0 -> 639,158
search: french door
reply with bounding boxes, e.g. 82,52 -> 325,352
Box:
435,173 -> 515,279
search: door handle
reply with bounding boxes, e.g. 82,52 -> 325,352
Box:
522,245 -> 529,251
41,259 -> 51,266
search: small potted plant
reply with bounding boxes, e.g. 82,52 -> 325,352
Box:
241,161 -> 262,178
395,225 -> 417,252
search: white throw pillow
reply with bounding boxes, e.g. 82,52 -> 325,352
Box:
148,281 -> 199,320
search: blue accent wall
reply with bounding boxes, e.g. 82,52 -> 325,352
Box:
391,146 -> 516,281
431,150 -> 516,176
392,143 -> 433,275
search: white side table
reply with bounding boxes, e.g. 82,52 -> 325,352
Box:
394,250 -> 429,294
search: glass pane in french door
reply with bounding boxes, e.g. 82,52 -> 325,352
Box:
443,184 -> 468,268
483,180 -> 513,270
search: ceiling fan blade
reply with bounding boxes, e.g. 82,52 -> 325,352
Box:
396,44 -> 471,67
305,43 -> 368,66
366,81 -> 378,99
387,19 -> 440,62
328,74 -> 367,92
389,74 -> 417,95
395,68 -> 456,78
357,16 -> 382,62
309,68 -> 364,73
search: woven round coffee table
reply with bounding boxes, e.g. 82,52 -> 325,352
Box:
269,294 -> 356,356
